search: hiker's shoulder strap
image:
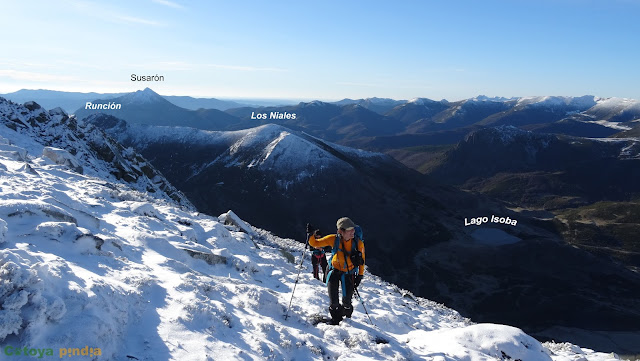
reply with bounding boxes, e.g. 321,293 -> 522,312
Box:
328,234 -> 340,261
353,225 -> 364,251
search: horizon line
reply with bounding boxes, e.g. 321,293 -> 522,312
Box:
1,87 -> 635,103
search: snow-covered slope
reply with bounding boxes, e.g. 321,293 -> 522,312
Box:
515,96 -> 598,110
585,97 -> 640,122
0,145 -> 622,361
88,118 -> 368,184
0,102 -> 625,360
0,97 -> 192,209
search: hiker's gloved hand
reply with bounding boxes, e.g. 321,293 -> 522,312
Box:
306,223 -> 319,236
354,275 -> 363,289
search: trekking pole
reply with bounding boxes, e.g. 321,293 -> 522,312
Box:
340,242 -> 375,327
354,285 -> 375,326
284,230 -> 309,320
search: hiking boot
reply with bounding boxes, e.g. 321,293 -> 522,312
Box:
342,304 -> 353,318
329,305 -> 343,325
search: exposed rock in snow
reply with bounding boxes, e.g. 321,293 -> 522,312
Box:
43,146 -> 83,174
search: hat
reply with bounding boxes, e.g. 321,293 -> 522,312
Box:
336,217 -> 356,230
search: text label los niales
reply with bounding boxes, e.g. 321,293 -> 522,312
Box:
251,111 -> 297,120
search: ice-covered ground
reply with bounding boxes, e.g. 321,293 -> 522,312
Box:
0,122 -> 626,360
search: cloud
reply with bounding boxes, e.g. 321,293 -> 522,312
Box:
151,0 -> 184,9
337,82 -> 382,88
66,0 -> 164,27
124,61 -> 286,73
115,15 -> 163,26
204,64 -> 287,72
0,70 -> 79,82
149,61 -> 195,71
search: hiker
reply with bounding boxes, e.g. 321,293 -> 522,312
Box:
310,245 -> 329,283
307,217 -> 365,325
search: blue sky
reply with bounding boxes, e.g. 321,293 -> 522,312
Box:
1,0 -> 639,101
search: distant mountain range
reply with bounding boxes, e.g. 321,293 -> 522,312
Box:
0,89 -> 277,113
221,94 -> 640,155
83,112 -> 640,353
429,126 -> 640,205
73,88 -> 244,130
5,89 -> 640,151
0,89 -> 126,113
333,97 -> 407,114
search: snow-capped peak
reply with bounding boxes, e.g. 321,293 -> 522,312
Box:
516,95 -> 597,110
407,97 -> 448,106
591,97 -> 640,111
304,100 -> 328,107
584,97 -> 640,122
469,95 -> 515,103
119,87 -> 166,105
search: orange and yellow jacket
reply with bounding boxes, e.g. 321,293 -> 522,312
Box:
308,234 -> 365,276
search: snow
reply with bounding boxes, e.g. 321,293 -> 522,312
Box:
592,97 -> 640,110
588,97 -> 640,120
579,119 -> 632,131
216,124 -> 343,179
301,131 -> 386,159
0,97 -> 627,360
407,324 -> 551,361
469,95 -> 515,103
516,96 -> 597,109
0,218 -> 6,244
544,342 -> 621,361
0,97 -> 193,209
117,123 -> 371,185
42,146 -> 83,173
219,210 -> 258,239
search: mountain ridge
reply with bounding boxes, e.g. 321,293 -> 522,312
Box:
0,97 -> 192,208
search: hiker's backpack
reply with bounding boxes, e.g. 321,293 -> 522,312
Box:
311,247 -> 325,257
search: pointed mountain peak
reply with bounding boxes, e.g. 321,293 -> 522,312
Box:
119,88 -> 167,105
408,97 -> 425,105
304,100 -> 329,107
515,95 -> 597,110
